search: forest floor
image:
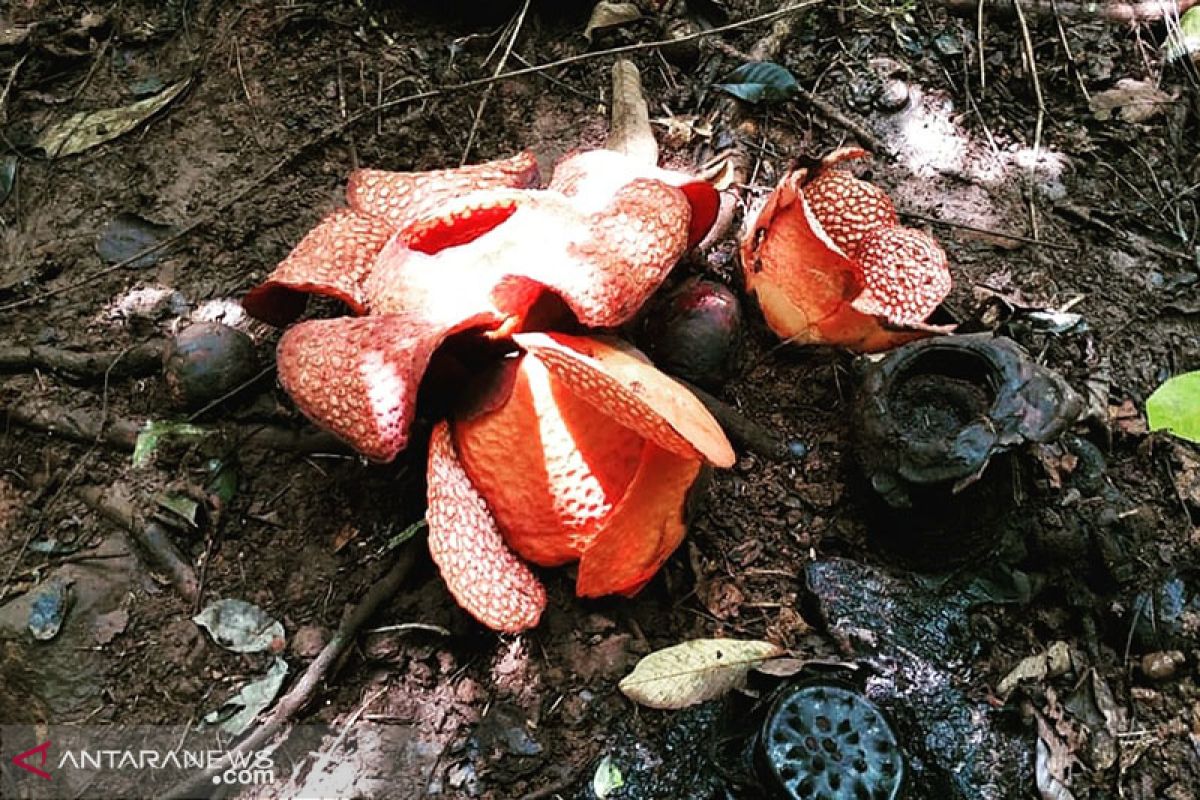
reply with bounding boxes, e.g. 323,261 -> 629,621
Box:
1,1 -> 1199,798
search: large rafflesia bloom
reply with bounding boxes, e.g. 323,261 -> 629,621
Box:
740,148 -> 952,352
243,149 -> 733,632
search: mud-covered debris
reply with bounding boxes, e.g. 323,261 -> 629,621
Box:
804,558 -> 1034,799
854,334 -> 1082,508
163,322 -> 259,410
27,576 -> 73,641
192,598 -> 285,654
96,213 -> 174,268
1129,574 -> 1200,652
644,277 -> 742,390
465,702 -> 543,784
756,683 -> 904,800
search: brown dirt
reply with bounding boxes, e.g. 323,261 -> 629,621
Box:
1,1 -> 1198,798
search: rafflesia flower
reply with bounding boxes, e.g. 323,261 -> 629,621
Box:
740,147 -> 952,352
243,149 -> 733,632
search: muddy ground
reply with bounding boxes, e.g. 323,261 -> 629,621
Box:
1,0 -> 1199,798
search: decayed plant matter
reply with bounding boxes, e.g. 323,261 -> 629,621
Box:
243,148 -> 733,632
740,148 -> 953,352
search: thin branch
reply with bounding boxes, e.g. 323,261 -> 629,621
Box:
461,0 -> 531,165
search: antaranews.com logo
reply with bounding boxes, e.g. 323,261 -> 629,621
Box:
3,728 -> 277,798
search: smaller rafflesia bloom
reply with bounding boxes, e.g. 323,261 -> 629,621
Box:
243,148 -> 732,632
740,147 -> 952,352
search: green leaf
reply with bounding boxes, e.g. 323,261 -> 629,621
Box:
1165,7 -> 1200,62
387,518 -> 427,550
132,420 -> 208,467
619,638 -> 784,709
592,755 -> 624,799
714,61 -> 798,104
155,492 -> 201,528
1147,371 -> 1200,443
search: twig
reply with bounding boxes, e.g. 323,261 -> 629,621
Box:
1050,0 -> 1090,102
0,52 -> 29,125
943,0 -> 1197,21
794,85 -> 891,156
678,379 -> 793,460
1014,0 -> 1045,159
900,210 -> 1073,249
76,483 -> 199,604
1053,203 -> 1196,261
162,547 -> 418,800
0,341 -> 165,381
461,0 -> 531,165
0,0 -> 822,314
185,363 -> 275,421
977,0 -> 987,91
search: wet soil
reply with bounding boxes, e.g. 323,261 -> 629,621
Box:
1,1 -> 1199,798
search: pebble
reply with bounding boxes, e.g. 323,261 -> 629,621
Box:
1140,650 -> 1186,681
289,625 -> 330,660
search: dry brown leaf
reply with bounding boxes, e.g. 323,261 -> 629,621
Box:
1089,78 -> 1176,123
652,115 -> 713,149
997,641 -> 1071,696
35,78 -> 192,158
619,638 -> 784,709
583,2 -> 641,44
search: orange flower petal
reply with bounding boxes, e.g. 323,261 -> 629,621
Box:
576,443 -> 701,598
512,332 -> 735,468
453,351 -> 643,567
740,170 -> 950,352
426,421 -> 546,632
242,209 -> 395,326
276,311 -> 500,461
741,174 -> 865,345
347,150 -> 539,228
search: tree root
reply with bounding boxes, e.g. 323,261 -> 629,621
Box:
0,341 -> 165,382
5,399 -> 348,456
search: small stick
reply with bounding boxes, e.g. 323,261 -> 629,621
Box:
1014,0 -> 1045,159
77,484 -> 199,604
679,379 -> 792,460
20,471 -> 199,604
977,0 -> 987,91
162,546 -> 417,800
460,0 -> 530,165
900,210 -> 1073,249
0,341 -> 165,381
794,85 -> 891,156
943,0 -> 1197,21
